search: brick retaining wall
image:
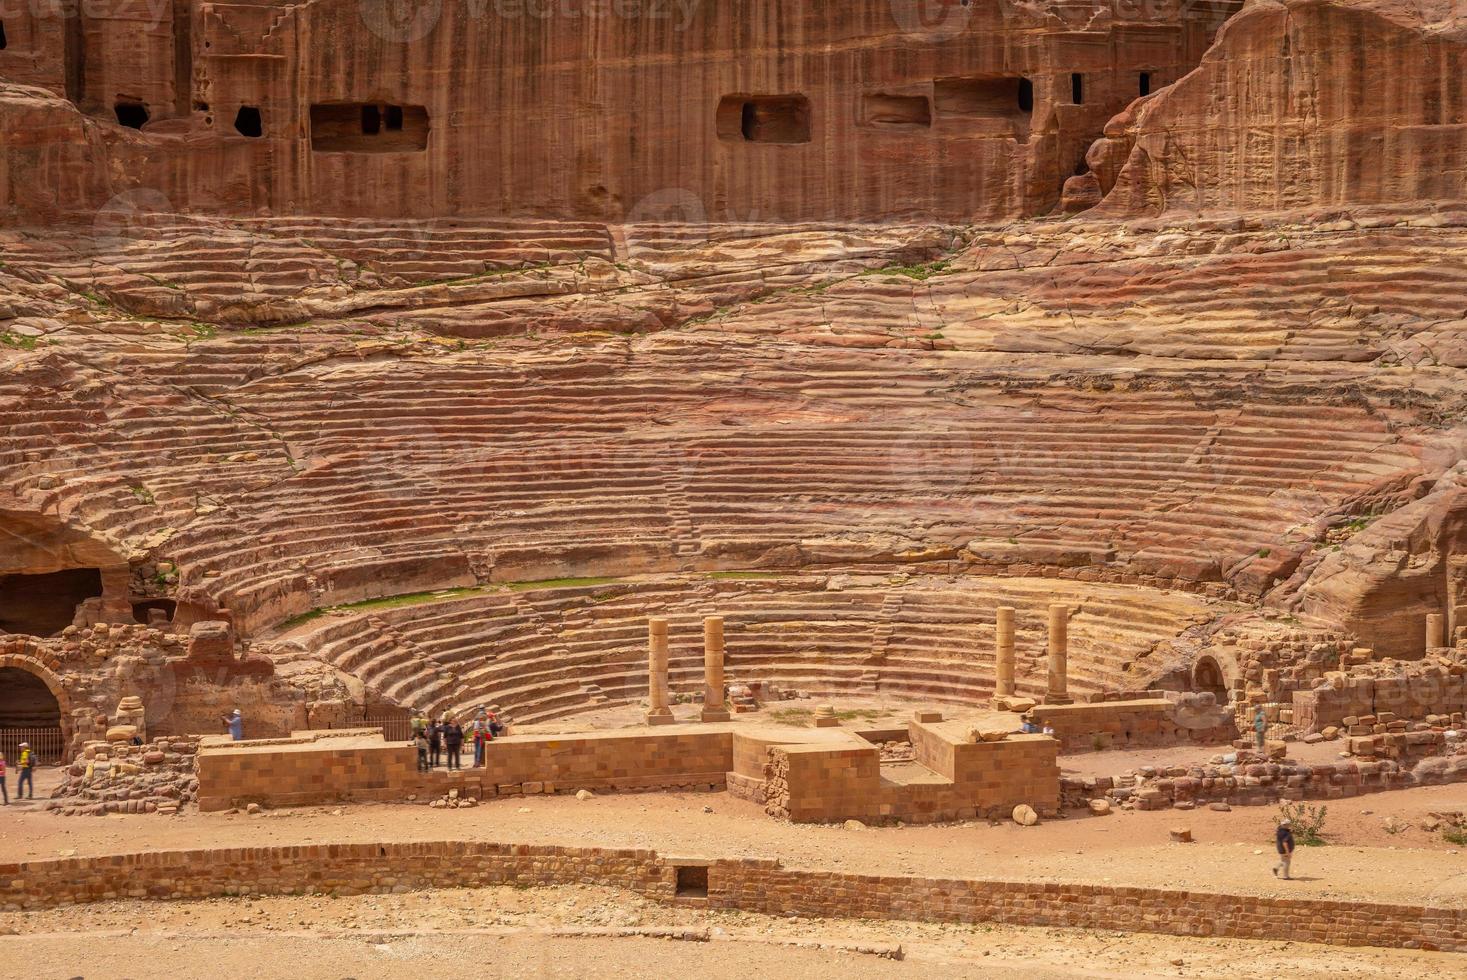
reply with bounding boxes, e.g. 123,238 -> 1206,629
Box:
1,841 -> 1464,952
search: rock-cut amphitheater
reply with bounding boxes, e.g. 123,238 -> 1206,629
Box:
3,0 -> 1467,975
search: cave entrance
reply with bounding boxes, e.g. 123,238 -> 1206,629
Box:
0,568 -> 102,636
0,666 -> 63,764
234,105 -> 262,138
114,102 -> 149,129
1193,656 -> 1229,701
0,20 -> 8,50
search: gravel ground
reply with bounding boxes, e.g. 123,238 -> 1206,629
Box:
1,883 -> 1463,979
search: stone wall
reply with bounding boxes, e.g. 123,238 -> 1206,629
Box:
1026,697 -> 1236,753
765,722 -> 1059,825
2,841 -> 1465,953
1063,740 -> 1467,811
1293,659 -> 1467,732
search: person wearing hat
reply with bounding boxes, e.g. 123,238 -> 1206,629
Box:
222,709 -> 244,741
1273,818 -> 1296,879
16,743 -> 34,800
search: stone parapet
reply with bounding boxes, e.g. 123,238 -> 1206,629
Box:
1,841 -> 1464,953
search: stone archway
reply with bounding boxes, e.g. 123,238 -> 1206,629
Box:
0,654 -> 75,762
1192,655 -> 1230,702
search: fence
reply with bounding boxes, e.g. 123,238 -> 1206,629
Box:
320,714 -> 413,742
0,727 -> 65,765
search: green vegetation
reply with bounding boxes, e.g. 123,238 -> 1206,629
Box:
1257,548 -> 1271,558
504,576 -> 622,591
280,586 -> 488,630
766,707 -> 882,727
0,330 -> 40,351
864,259 -> 953,281
128,485 -> 156,505
1443,824 -> 1467,847
1278,801 -> 1328,846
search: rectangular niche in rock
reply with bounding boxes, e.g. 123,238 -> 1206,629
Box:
716,95 -> 811,144
933,76 -> 1033,140
310,103 -> 430,152
861,93 -> 932,128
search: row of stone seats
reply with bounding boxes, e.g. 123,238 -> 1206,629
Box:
0,215 -> 613,301
269,574 -> 1222,723
110,328 -> 1423,634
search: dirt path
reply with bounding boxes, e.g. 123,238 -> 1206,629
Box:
1,883 -> 1462,979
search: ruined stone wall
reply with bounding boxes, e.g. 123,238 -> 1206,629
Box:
1026,697 -> 1237,753
3,841 -> 1466,952
1292,657 -> 1467,731
0,621 -> 314,758
0,0 -> 1240,222
1065,738 -> 1467,811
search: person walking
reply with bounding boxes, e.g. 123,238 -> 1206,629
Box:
16,743 -> 34,800
1253,707 -> 1267,752
1273,818 -> 1296,879
0,752 -> 8,805
444,718 -> 464,771
428,717 -> 444,769
222,709 -> 244,741
414,728 -> 430,772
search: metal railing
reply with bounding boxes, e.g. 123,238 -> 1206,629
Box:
0,727 -> 65,765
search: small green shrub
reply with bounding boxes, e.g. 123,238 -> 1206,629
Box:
1278,800 -> 1328,846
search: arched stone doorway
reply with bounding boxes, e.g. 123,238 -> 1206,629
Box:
0,656 -> 74,763
1193,655 -> 1230,702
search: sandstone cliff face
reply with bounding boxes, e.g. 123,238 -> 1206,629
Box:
0,0 -> 1239,222
1093,0 -> 1467,215
1299,473 -> 1467,659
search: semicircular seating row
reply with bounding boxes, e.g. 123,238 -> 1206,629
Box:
272,574 -> 1221,724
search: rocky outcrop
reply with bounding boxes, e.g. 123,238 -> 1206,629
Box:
1092,0 -> 1467,216
1299,479 -> 1467,659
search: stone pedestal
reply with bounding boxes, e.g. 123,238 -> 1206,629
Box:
114,695 -> 146,742
1045,603 -> 1073,705
645,618 -> 674,726
995,605 -> 1016,698
812,704 -> 840,727
1427,613 -> 1446,650
701,616 -> 731,722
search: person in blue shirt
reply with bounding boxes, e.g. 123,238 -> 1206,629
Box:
222,709 -> 244,741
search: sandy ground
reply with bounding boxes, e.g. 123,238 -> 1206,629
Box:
4,775 -> 1467,907
1,882 -> 1463,980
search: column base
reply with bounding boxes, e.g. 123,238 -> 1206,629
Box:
700,708 -> 731,723
645,709 -> 675,726
1043,694 -> 1074,706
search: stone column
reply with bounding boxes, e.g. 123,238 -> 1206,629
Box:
995,606 -> 1016,699
701,616 -> 731,722
1045,603 -> 1073,705
1427,612 -> 1446,650
645,618 -> 674,726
